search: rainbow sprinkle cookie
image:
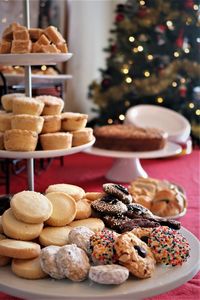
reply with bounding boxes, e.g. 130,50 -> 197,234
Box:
148,226 -> 190,266
89,229 -> 119,265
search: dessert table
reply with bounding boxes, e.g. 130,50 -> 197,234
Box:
0,148 -> 199,300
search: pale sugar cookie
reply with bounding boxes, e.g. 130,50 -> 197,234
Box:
11,191 -> 53,224
39,226 -> 71,247
45,183 -> 85,202
11,257 -> 48,279
69,218 -> 105,233
75,199 -> 92,220
45,192 -> 77,226
0,239 -> 41,259
2,208 -> 43,241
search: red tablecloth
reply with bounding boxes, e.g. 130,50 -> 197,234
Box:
0,149 -> 199,300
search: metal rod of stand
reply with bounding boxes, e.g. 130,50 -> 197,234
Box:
24,0 -> 34,191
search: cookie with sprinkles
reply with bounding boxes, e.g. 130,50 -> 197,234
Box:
103,183 -> 132,204
148,226 -> 190,266
89,229 -> 119,265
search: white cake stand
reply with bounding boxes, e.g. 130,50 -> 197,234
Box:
85,142 -> 182,182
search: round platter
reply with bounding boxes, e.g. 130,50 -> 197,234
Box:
0,53 -> 73,66
0,139 -> 95,159
4,74 -> 72,85
85,141 -> 182,159
0,227 -> 199,300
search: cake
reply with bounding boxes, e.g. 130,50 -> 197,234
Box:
93,124 -> 167,152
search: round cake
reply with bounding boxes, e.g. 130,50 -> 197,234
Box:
93,124 -> 168,152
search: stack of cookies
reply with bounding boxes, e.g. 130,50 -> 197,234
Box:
0,93 -> 94,151
0,22 -> 68,54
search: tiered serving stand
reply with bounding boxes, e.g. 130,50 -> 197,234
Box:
0,0 -> 95,191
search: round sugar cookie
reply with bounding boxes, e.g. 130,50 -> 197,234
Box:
75,199 -> 92,220
11,257 -> 48,279
0,239 -> 41,259
0,233 -> 10,267
45,192 -> 77,226
45,183 -> 85,202
39,226 -> 72,247
69,218 -> 105,233
11,191 -> 53,224
2,208 -> 43,241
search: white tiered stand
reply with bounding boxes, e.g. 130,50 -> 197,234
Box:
0,0 -> 95,191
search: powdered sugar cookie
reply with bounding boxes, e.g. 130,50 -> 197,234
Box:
68,226 -> 94,253
89,264 -> 129,285
40,245 -> 64,279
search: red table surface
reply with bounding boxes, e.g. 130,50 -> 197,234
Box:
0,149 -> 199,300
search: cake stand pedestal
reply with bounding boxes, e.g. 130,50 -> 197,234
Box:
85,142 -> 182,182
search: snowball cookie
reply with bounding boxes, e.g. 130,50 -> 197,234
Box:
10,191 -> 53,224
45,192 -> 77,226
4,129 -> 38,151
68,226 -> 94,253
1,93 -> 25,112
61,112 -> 88,131
45,183 -> 85,202
89,264 -> 129,285
40,245 -> 65,279
11,114 -> 44,134
2,208 -> 43,241
12,96 -> 44,116
56,244 -> 90,281
36,95 -> 64,116
12,256 -> 48,279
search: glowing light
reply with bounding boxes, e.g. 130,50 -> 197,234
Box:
125,100 -> 130,107
156,97 -> 164,103
121,65 -> 129,74
119,114 -> 125,121
41,65 -> 47,71
129,36 -> 135,42
174,51 -> 180,57
144,71 -> 150,77
1,17 -> 7,23
172,81 -> 177,87
189,103 -> 195,109
193,4 -> 199,10
197,38 -> 200,43
166,20 -> 173,27
180,78 -> 186,84
14,66 -> 20,69
125,77 -> 132,83
195,109 -> 200,115
138,46 -> 144,52
133,47 -> 138,53
147,54 -> 153,60
140,0 -> 145,5
184,48 -> 190,54
108,118 -> 113,124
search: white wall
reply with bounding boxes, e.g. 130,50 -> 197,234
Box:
66,0 -> 120,119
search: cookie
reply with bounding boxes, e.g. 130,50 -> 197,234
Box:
103,183 -> 132,204
56,244 -> 90,281
11,257 -> 48,279
40,245 -> 65,279
91,196 -> 127,216
0,239 -> 41,259
102,215 -> 159,233
68,226 -> 94,253
39,226 -> 71,247
89,264 -> 129,285
130,227 -> 153,244
10,191 -> 52,224
89,229 -> 119,265
125,203 -> 154,219
114,231 -> 155,278
85,192 -> 105,202
0,216 -> 4,234
45,183 -> 85,202
45,192 -> 77,226
69,218 -> 105,233
0,233 -> 11,267
148,226 -> 190,266
2,208 -> 43,241
75,199 -> 92,220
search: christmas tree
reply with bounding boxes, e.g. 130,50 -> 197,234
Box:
89,0 -> 200,143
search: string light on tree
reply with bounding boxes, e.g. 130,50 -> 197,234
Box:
119,114 -> 125,121
147,54 -> 153,60
108,118 -> 113,124
41,65 -> 47,71
172,81 -> 178,87
133,47 -> 138,53
140,0 -> 145,6
129,36 -> 135,42
188,102 -> 195,109
174,51 -> 180,57
125,77 -> 132,83
166,20 -> 174,30
144,71 -> 150,77
138,45 -> 144,52
195,109 -> 200,116
193,4 -> 199,10
156,97 -> 164,103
